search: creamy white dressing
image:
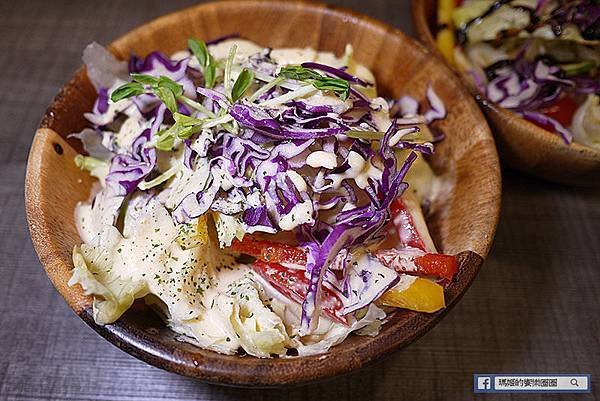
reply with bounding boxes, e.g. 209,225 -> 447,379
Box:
209,39 -> 265,62
77,198 -> 284,355
286,170 -> 308,192
303,92 -> 352,114
75,198 -> 100,245
341,252 -> 399,314
270,47 -> 317,66
306,150 -> 338,169
166,266 -> 255,355
88,163 -> 110,187
370,97 -> 393,132
277,200 -> 314,231
327,150 -> 383,190
114,112 -> 145,150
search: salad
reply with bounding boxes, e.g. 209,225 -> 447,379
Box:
68,36 -> 458,358
436,0 -> 600,148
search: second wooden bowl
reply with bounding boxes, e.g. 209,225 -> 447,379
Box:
25,0 -> 501,386
412,0 -> 600,186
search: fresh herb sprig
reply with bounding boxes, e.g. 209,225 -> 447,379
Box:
112,71 -> 238,148
190,40 -> 254,102
153,113 -> 205,151
111,74 -> 183,113
231,68 -> 254,102
278,65 -> 350,100
224,44 -> 238,99
188,38 -> 217,88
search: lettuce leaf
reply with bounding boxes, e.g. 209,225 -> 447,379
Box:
295,303 -> 386,356
68,226 -> 149,324
213,212 -> 245,248
225,277 -> 290,358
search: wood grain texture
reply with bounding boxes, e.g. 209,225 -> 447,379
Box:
24,0 -> 500,387
3,0 -> 600,400
411,0 -> 600,186
25,128 -> 96,315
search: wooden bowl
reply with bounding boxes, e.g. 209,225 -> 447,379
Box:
412,0 -> 600,186
25,0 -> 501,387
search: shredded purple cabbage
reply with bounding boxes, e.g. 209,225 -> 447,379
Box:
519,110 -> 574,144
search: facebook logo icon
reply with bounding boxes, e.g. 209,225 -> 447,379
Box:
475,376 -> 493,392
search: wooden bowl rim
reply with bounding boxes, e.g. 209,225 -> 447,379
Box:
410,0 -> 600,161
25,0 -> 501,387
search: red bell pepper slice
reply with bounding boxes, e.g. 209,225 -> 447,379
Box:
390,197 -> 428,251
383,197 -> 458,281
230,236 -> 307,265
252,260 -> 348,325
538,95 -> 579,128
414,253 -> 458,281
375,249 -> 458,281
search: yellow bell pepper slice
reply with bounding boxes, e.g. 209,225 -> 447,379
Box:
436,0 -> 457,65
436,30 -> 456,65
175,214 -> 209,249
438,0 -> 455,24
378,277 -> 446,313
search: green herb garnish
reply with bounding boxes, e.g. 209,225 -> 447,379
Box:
154,129 -> 176,151
110,82 -> 145,102
130,74 -> 158,85
110,74 -> 184,113
188,38 -> 217,88
278,65 -> 323,81
152,113 -> 205,151
224,44 -> 238,99
154,86 -> 178,113
231,68 -> 254,102
173,112 -> 203,127
279,65 -> 350,100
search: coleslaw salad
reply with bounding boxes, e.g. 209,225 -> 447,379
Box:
68,36 -> 458,358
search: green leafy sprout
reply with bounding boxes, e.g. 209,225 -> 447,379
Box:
188,38 -> 217,88
278,65 -> 350,100
111,74 -> 183,113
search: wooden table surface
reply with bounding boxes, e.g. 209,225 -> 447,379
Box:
1,1 -> 598,400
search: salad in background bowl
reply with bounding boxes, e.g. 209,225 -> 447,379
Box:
26,0 -> 500,386
413,0 -> 600,185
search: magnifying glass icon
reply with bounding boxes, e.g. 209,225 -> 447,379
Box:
570,378 -> 579,387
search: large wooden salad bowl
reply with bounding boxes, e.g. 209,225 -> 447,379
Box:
412,0 -> 600,186
25,0 -> 500,387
